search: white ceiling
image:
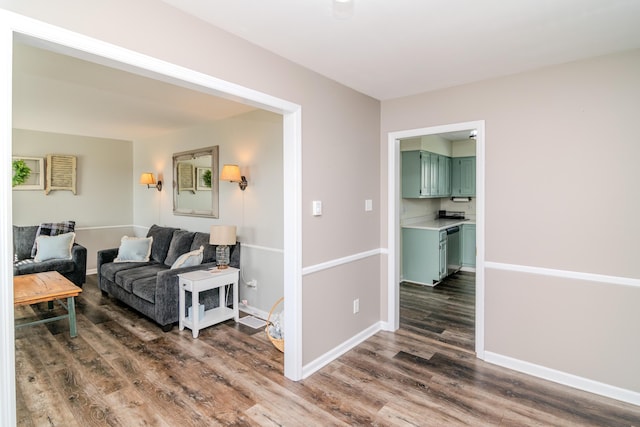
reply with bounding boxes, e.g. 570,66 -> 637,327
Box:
12,43 -> 256,141
12,1 -> 640,141
161,0 -> 640,100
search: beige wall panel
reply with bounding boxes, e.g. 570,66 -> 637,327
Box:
485,268 -> 640,392
303,255 -> 381,364
383,50 -> 640,278
382,49 -> 640,395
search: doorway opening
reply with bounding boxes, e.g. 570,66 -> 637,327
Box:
397,130 -> 478,352
386,120 -> 485,359
1,16 -> 303,424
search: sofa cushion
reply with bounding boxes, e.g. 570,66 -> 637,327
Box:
101,260 -> 155,283
31,221 -> 76,257
146,225 -> 179,264
131,276 -> 159,304
114,236 -> 153,262
164,230 -> 195,266
13,225 -> 38,261
34,232 -> 75,262
115,264 -> 168,293
191,232 -> 216,263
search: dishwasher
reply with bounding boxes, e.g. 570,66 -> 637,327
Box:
446,225 -> 461,275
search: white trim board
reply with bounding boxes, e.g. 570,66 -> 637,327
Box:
302,248 -> 382,276
484,352 -> 640,407
485,261 -> 640,288
0,10 -> 303,426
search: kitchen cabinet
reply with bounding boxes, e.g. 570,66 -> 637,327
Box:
452,156 -> 476,196
461,224 -> 476,268
402,227 -> 447,285
402,150 -> 451,198
438,155 -> 451,196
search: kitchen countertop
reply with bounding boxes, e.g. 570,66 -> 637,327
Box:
402,218 -> 475,231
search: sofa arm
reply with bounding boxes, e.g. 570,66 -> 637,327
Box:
154,262 -> 218,326
70,243 -> 87,286
97,248 -> 118,283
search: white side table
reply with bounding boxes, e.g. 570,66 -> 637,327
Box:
178,267 -> 239,338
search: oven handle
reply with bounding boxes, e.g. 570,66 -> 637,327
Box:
445,226 -> 460,235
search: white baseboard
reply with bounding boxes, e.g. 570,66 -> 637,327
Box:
239,304 -> 269,321
302,321 -> 383,379
86,268 -> 97,275
484,351 -> 640,406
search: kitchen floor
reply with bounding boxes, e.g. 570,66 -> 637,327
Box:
401,271 -> 475,352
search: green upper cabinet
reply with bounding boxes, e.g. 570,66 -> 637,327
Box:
402,150 -> 452,198
438,155 -> 451,196
451,156 -> 476,196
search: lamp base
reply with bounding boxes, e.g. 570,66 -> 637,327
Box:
215,244 -> 230,269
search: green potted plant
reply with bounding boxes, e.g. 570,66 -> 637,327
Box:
12,159 -> 31,187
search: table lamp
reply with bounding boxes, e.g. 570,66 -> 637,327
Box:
209,225 -> 236,269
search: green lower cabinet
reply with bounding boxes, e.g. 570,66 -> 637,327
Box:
402,228 -> 447,285
461,224 -> 476,268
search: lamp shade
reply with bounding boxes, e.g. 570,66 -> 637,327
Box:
139,172 -> 156,185
220,164 -> 242,182
209,225 -> 236,245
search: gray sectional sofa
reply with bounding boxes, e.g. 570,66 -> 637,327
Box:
13,225 -> 87,287
97,224 -> 240,331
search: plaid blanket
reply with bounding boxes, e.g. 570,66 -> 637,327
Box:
31,221 -> 76,257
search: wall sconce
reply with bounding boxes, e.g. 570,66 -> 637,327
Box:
210,225 -> 237,269
140,172 -> 162,191
220,164 -> 247,191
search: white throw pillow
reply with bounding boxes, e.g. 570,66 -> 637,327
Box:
114,236 -> 153,262
34,232 -> 75,262
171,245 -> 204,269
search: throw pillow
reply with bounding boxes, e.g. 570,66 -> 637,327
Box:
34,232 -> 75,262
114,236 -> 153,263
30,221 -> 76,257
146,224 -> 179,263
171,246 -> 204,270
164,230 -> 195,266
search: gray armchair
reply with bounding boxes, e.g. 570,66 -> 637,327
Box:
13,225 -> 87,287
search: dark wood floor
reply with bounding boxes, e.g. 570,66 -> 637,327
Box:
14,273 -> 640,426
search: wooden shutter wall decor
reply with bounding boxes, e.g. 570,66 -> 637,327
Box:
45,154 -> 77,195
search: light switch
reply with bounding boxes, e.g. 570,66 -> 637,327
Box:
312,200 -> 322,216
365,199 -> 373,212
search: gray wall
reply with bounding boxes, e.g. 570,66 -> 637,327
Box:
382,49 -> 640,392
134,109 -> 284,315
12,129 -> 134,271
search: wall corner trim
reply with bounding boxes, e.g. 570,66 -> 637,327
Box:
302,321 -> 383,379
484,351 -> 640,406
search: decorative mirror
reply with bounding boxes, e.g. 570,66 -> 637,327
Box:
173,146 -> 219,218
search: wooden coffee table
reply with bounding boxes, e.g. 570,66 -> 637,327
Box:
14,271 -> 83,338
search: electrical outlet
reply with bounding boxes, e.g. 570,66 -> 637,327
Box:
247,280 -> 257,288
353,298 -> 359,314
